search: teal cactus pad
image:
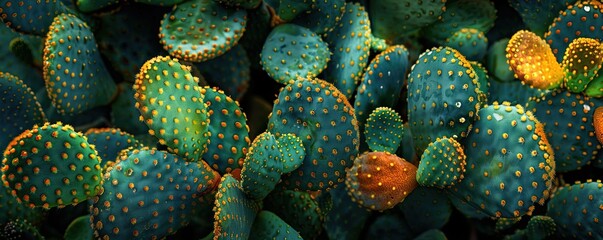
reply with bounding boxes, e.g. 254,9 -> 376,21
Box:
369,0 -> 446,41
84,128 -> 141,162
0,184 -> 41,224
91,147 -> 220,239
496,217 -> 522,233
323,185 -> 370,240
212,174 -> 261,239
291,0 -> 346,35
363,107 -> 404,154
546,180 -> 603,239
75,0 -> 120,13
263,189 -> 325,239
414,229 -> 447,240
407,46 -> 484,153
397,186 -> 453,234
486,38 -> 515,82
1,122 -> 103,209
249,210 -> 303,240
508,0 -> 572,36
445,28 -> 488,61
274,0 -> 312,22
159,0 -> 247,62
0,24 -> 45,92
216,0 -> 261,9
0,0 -> 71,35
131,0 -> 187,6
423,0 -> 497,45
0,218 -> 44,240
416,137 -> 466,188
260,23 -> 330,85
363,213 -> 413,239
545,1 -> 603,62
471,61 -> 490,98
526,90 -> 600,172
488,78 -> 549,106
275,133 -> 305,174
323,2 -> 371,99
240,131 -> 283,201
354,45 -> 409,126
0,72 -> 46,151
345,151 -> 418,211
561,37 -> 603,93
267,78 -> 360,192
195,45 -> 251,100
451,102 -> 555,219
43,13 -> 118,115
64,215 -> 93,240
200,86 -> 250,174
133,56 -> 210,161
110,82 -> 150,136
524,215 -> 557,239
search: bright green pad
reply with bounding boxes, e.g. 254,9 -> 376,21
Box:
159,0 -> 247,62
75,0 -> 120,13
397,186 -> 453,234
545,1 -> 603,62
291,0 -> 346,35
216,0 -> 261,9
200,86 -> 250,174
0,218 -> 44,240
0,72 -> 46,151
354,45 -> 409,126
260,23 -> 330,85
276,133 -> 305,174
526,90 -> 600,172
267,78 -> 360,192
249,210 -> 303,240
91,147 -> 220,239
547,180 -> 603,239
0,0 -> 71,35
445,28 -> 488,61
423,0 -> 497,45
64,215 -> 93,240
416,137 -> 466,188
240,131 -> 283,201
110,82 -> 149,136
323,2 -> 371,99
133,56 -> 210,161
370,34 -> 389,52
562,37 -> 603,93
212,174 -> 260,239
1,122 -> 103,209
369,0 -> 446,41
263,189 -> 325,239
585,72 -> 603,97
363,107 -> 404,153
407,46 -> 484,153
451,102 -> 555,219
43,13 -> 118,115
509,0 -> 571,36
84,128 -> 141,162
195,45 -> 251,100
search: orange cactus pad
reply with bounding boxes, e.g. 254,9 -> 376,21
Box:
506,30 -> 564,89
594,106 -> 603,145
345,151 -> 418,211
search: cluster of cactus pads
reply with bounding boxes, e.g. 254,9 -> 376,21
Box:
2,0 -> 603,239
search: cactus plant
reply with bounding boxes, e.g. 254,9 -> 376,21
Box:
363,107 -> 404,154
416,137 -> 466,189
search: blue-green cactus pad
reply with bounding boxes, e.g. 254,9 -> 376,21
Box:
276,133 -> 305,174
159,0 -> 247,62
323,185 -> 370,240
195,45 -> 250,100
212,174 -> 261,239
486,38 -> 515,82
488,78 -> 549,106
509,0 -> 572,36
64,215 -> 93,240
249,210 -> 303,240
267,78 -> 360,192
561,37 -> 603,93
75,0 -> 120,13
416,137 -> 466,188
407,46 -> 484,153
423,0 -> 497,45
363,107 -> 404,154
363,213 -> 413,239
131,0 -> 187,6
264,189 -> 325,239
0,0 -> 71,35
546,180 -> 603,239
323,2 -> 371,99
260,23 -> 331,85
274,0 -> 312,22
91,147 -> 220,239
0,185 -> 41,224
240,131 -> 283,201
291,0 -> 346,35
84,128 -> 141,163
110,82 -> 150,136
133,56 -> 210,161
471,61 -> 490,98
369,0 -> 447,41
0,24 -> 45,92
216,0 -> 261,9
445,28 -> 488,61
43,13 -> 118,115
397,186 -> 453,234
451,102 -> 555,219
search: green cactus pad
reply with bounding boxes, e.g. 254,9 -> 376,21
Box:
84,128 -> 141,162
263,189 -> 325,239
323,2 -> 371,99
291,0 -> 346,35
545,1 -> 603,62
363,107 -> 404,154
508,0 -> 572,36
275,133 -> 305,174
414,229 -> 447,240
363,213 -> 413,239
496,217 -> 522,233
1,122 -> 103,209
0,72 -> 46,151
369,34 -> 389,52
416,137 -> 466,188
471,61 -> 490,98
159,0 -> 247,62
584,72 -> 603,97
133,56 -> 210,161
43,13 -> 118,115
561,37 -> 603,93
488,78 -> 550,106
345,151 -> 418,211
0,0 -> 71,35
249,210 -> 303,240
354,45 -> 409,126
274,0 -> 312,22
397,186 -> 453,234
445,28 -> 488,61
110,82 -> 150,136
524,215 -> 557,239
0,25 -> 45,93
64,215 -> 93,240
260,23 -> 330,85
131,0 -> 187,6
369,0 -> 446,41
546,180 -> 603,239
423,0 -> 497,45
91,147 -> 220,239
200,86 -> 250,174
0,184 -> 41,224
407,46 -> 484,153
526,90 -> 600,172
0,218 -> 44,240
486,38 -> 515,82
267,78 -> 360,192
240,131 -> 284,201
451,102 -> 555,219
323,185 -> 370,240
212,174 -> 261,239
216,0 -> 261,9
195,45 -> 250,100
75,0 -> 120,13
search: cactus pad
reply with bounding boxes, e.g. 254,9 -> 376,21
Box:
84,128 -> 141,163
195,45 -> 250,100
240,132 -> 284,201
263,189 -> 325,239
423,0 -> 496,44
0,0 -> 71,35
397,186 -> 453,234
75,0 -> 120,13
508,0 -> 571,36
369,0 -> 446,41
249,210 -> 303,240
212,174 -> 260,239
363,107 -> 404,154
561,37 -> 603,93
416,137 -> 466,188
290,0 -> 346,35
445,28 -> 488,61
